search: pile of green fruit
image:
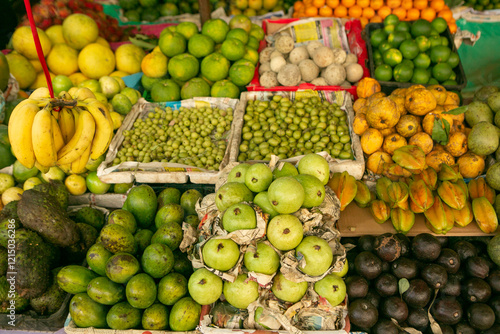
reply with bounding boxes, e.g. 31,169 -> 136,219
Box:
344,233 -> 500,334
58,185 -> 205,330
0,182 -> 104,318
238,95 -> 353,162
141,16 -> 265,102
370,15 -> 461,85
119,0 -> 200,22
463,0 -> 500,11
113,105 -> 234,170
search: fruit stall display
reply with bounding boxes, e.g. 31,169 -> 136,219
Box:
292,0 -> 458,33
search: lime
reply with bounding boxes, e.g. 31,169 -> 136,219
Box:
249,26 -> 265,41
411,19 -> 432,37
401,59 -> 415,69
432,17 -> 448,34
428,78 -> 439,85
226,28 -> 249,44
432,63 -> 453,82
141,8 -> 160,22
384,14 -> 400,27
442,80 -> 458,85
440,37 -> 449,46
52,75 -> 74,96
449,71 -> 456,80
141,74 -> 163,91
159,32 -> 186,57
229,15 -> 252,32
86,171 -> 110,194
474,4 -> 484,10
429,28 -> 439,36
411,68 -> 430,84
168,53 -> 199,81
379,41 -> 392,54
181,78 -> 210,100
176,22 -> 199,40
393,63 -> 413,82
399,40 -> 419,60
229,60 -> 255,86
188,34 -> 215,58
375,58 -> 384,67
388,31 -> 407,48
382,48 -> 403,67
242,47 -> 259,65
395,22 -> 410,33
211,80 -> 240,98
111,93 -> 133,115
413,53 -> 431,69
246,36 -> 259,50
370,29 -> 387,48
430,45 -> 451,63
124,9 -> 140,21
415,36 -> 431,52
373,50 -> 383,62
384,25 -> 395,35
221,38 -> 246,61
151,79 -> 181,102
374,64 -> 393,81
429,35 -> 442,48
200,53 -> 230,82
201,19 -> 230,43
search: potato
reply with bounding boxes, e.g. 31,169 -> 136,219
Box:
277,64 -> 301,86
312,46 -> 334,68
322,64 -> 346,86
275,35 -> 294,54
331,47 -> 347,65
344,53 -> 358,66
289,46 -> 309,64
310,77 -> 328,86
270,56 -> 287,72
270,50 -> 283,59
259,62 -> 271,75
298,59 -> 319,82
260,71 -> 279,88
306,40 -> 324,57
345,63 -> 364,83
259,47 -> 275,64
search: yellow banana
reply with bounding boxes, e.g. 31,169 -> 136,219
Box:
59,107 -> 75,143
70,141 -> 91,174
59,163 -> 72,174
52,115 -> 65,151
57,107 -> 95,165
35,160 -> 50,173
8,102 -> 39,168
32,104 -> 57,167
30,87 -> 51,100
83,98 -> 114,159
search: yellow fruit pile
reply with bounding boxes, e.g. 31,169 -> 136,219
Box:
353,78 -> 485,181
8,87 -> 113,174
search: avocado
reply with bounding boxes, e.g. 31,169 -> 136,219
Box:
134,229 -> 154,254
348,298 -> 378,329
374,233 -> 402,262
467,303 -> 495,330
354,251 -> 382,280
180,189 -> 202,216
372,319 -> 398,334
488,269 -> 500,293
123,185 -> 158,229
391,257 -> 418,279
452,240 -> 478,261
441,274 -> 461,297
421,263 -> 448,289
440,324 -> 455,334
436,236 -> 449,247
158,187 -> 181,208
64,223 -> 99,264
454,322 -> 476,334
141,243 -> 174,279
365,290 -> 381,309
407,308 -> 429,331
169,297 -> 202,331
374,273 -> 398,297
436,248 -> 461,274
411,233 -> 441,262
142,303 -> 169,330
105,253 -> 140,284
357,235 -> 376,252
87,276 -> 125,305
86,243 -> 113,276
403,279 -> 431,309
106,301 -> 142,330
481,324 -> 500,334
381,296 -> 408,323
125,273 -> 157,309
490,295 -> 500,323
30,268 -> 66,315
462,278 -> 491,303
57,265 -> 99,294
173,250 -> 193,277
69,293 -> 109,328
99,224 -> 137,254
72,207 -> 105,230
151,221 -> 183,251
345,275 -> 369,299
394,233 -> 410,257
431,298 -> 463,325
466,256 -> 490,279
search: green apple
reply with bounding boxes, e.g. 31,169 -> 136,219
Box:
314,274 -> 346,307
244,242 -> 280,275
202,238 -> 240,271
227,163 -> 251,183
0,173 -> 15,194
244,163 -> 273,193
41,166 -> 66,183
268,177 -> 304,214
296,236 -> 333,277
188,268 -> 223,305
294,174 -> 325,208
271,272 -> 308,303
266,214 -> 303,251
222,203 -> 256,232
272,162 -> 298,179
223,274 -> 259,309
298,153 -> 330,185
253,191 -> 279,220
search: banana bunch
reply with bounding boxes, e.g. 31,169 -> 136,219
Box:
8,87 -> 114,174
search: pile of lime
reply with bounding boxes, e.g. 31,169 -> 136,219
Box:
463,0 -> 500,11
370,15 -> 460,85
113,106 -> 233,170
238,95 -> 353,162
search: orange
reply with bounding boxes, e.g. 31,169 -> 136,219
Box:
341,0 -> 355,7
414,0 -> 428,10
319,6 -> 333,15
438,8 -> 453,22
371,0 -> 384,10
348,4 -> 363,17
313,0 -> 326,8
430,0 -> 445,12
448,22 -> 457,34
362,7 -> 375,19
371,15 -> 383,22
334,4 -> 348,16
392,7 -> 406,20
305,6 -> 319,16
401,0 -> 413,9
377,6 -> 392,19
357,0 -> 370,8
294,1 -> 305,10
326,0 -> 339,7
406,8 -> 420,20
421,7 -> 436,21
386,0 -> 401,9
360,17 -> 369,27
